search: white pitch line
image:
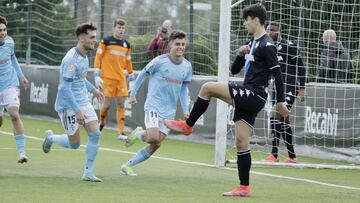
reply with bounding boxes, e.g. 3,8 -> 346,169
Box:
1,130 -> 359,191
0,147 -> 85,151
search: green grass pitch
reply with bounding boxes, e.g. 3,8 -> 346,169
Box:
0,116 -> 359,203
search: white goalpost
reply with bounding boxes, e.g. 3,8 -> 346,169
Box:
214,0 -> 231,167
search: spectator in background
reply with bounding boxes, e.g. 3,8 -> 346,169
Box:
147,19 -> 173,56
316,29 -> 353,83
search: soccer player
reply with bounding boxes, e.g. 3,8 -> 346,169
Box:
263,22 -> 306,163
165,4 -> 289,197
42,22 -> 104,182
0,16 -> 30,164
120,30 -> 192,176
93,19 -> 134,140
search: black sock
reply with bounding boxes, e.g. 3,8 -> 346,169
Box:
186,96 -> 210,127
99,124 -> 105,131
270,118 -> 281,158
237,150 -> 251,186
282,122 -> 296,159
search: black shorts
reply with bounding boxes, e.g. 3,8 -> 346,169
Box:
228,84 -> 267,127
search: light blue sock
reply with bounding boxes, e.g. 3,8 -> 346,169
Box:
14,134 -> 25,154
51,134 -> 70,148
126,147 -> 151,167
85,131 -> 100,174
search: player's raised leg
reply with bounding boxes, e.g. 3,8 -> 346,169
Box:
122,113 -> 167,176
165,82 -> 231,135
125,126 -> 144,147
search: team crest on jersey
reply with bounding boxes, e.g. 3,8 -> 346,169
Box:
67,64 -> 75,71
181,70 -> 186,77
277,44 -> 282,50
123,42 -> 127,48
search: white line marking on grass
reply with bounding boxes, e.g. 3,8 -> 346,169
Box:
1,130 -> 359,191
0,147 -> 85,151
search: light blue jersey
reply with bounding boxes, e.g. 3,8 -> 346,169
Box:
55,47 -> 94,113
130,54 -> 192,119
0,36 -> 23,92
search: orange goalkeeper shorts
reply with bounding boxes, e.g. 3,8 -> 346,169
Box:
102,77 -> 128,97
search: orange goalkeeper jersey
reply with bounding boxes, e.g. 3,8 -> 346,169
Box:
94,36 -> 133,81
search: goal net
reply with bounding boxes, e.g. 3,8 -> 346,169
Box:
228,0 -> 360,166
0,0 -> 219,75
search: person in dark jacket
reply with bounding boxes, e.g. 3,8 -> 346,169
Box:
316,29 -> 353,83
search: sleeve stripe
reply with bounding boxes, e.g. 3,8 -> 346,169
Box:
291,55 -> 301,59
269,65 -> 280,70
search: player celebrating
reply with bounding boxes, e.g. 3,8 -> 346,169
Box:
42,22 -> 104,182
263,22 -> 306,163
120,30 -> 192,176
93,19 -> 134,140
165,4 -> 289,197
0,16 -> 30,164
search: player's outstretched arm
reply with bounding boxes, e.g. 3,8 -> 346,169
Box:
128,96 -> 137,105
271,68 -> 290,118
180,82 -> 190,119
128,69 -> 148,100
11,53 -> 29,89
92,88 -> 104,104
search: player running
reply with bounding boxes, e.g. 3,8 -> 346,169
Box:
120,30 -> 192,176
42,22 -> 104,182
0,16 -> 30,164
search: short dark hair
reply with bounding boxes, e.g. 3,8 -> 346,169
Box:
168,30 -> 186,42
267,22 -> 281,31
75,22 -> 97,37
0,16 -> 8,26
113,18 -> 126,27
242,3 -> 267,25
